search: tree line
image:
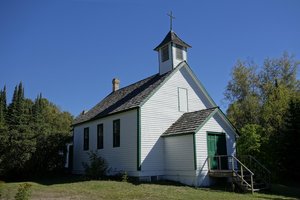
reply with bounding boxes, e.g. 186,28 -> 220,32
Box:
0,83 -> 73,179
225,52 -> 300,181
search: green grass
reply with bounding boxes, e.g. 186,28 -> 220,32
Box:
0,176 -> 299,200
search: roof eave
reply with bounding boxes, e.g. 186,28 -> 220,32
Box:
72,106 -> 139,127
161,131 -> 195,137
153,31 -> 191,51
194,108 -> 219,133
193,107 -> 240,137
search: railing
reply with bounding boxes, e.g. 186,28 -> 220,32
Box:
238,155 -> 271,187
208,155 -> 255,194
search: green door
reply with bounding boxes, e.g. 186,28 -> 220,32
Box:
207,133 -> 228,170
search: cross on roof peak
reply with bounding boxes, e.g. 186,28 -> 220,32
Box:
167,11 -> 175,31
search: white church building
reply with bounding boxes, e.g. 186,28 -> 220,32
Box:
72,29 -> 238,187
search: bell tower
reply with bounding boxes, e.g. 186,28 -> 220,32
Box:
154,12 -> 191,75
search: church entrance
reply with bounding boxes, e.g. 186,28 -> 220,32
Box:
207,132 -> 228,170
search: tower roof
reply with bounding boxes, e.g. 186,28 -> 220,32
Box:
154,30 -> 191,51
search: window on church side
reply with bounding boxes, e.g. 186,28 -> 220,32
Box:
97,124 -> 104,149
176,44 -> 184,60
161,45 -> 169,62
83,127 -> 89,151
113,119 -> 120,147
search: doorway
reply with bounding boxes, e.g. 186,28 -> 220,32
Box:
207,132 -> 228,170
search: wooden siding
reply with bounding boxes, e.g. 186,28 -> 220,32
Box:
164,134 -> 199,186
140,65 -> 209,175
195,111 -> 236,186
165,134 -> 194,171
73,109 -> 138,176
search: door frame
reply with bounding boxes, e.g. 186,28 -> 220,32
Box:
206,132 -> 228,170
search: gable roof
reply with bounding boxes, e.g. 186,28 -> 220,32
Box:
154,31 -> 191,51
73,61 -> 219,126
73,70 -> 172,126
162,107 -> 218,137
181,63 -> 217,108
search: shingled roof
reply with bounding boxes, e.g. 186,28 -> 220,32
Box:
162,107 -> 218,136
73,71 -> 173,125
154,30 -> 191,51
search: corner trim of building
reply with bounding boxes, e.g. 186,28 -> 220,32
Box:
193,133 -> 197,170
137,107 -> 141,171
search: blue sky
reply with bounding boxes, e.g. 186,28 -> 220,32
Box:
0,0 -> 299,116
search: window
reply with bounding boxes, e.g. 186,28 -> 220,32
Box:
176,44 -> 183,60
113,119 -> 120,147
97,124 -> 104,149
178,88 -> 188,112
83,127 -> 89,151
161,45 -> 169,62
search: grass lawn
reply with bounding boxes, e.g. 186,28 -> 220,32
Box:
0,176 -> 299,200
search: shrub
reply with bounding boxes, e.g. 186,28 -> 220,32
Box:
122,171 -> 128,182
15,183 -> 32,200
82,151 -> 108,180
237,124 -> 262,156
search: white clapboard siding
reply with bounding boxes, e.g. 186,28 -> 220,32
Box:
164,134 -> 196,186
140,66 -> 209,174
73,109 -> 138,176
164,134 -> 194,171
195,111 -> 236,186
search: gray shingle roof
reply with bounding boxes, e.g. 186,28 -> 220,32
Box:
154,31 -> 191,51
73,71 -> 172,125
162,107 -> 218,136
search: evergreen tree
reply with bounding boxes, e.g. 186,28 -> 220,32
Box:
0,86 -> 7,128
0,82 -> 73,178
7,85 -> 19,128
0,86 -> 8,174
277,97 -> 300,179
0,83 -> 36,177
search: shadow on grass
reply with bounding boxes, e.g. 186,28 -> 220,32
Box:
257,184 -> 300,200
203,179 -> 300,199
124,177 -> 236,193
135,179 -> 300,200
3,173 -> 87,186
32,174 -> 88,185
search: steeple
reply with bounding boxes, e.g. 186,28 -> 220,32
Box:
154,30 -> 191,75
154,12 -> 191,75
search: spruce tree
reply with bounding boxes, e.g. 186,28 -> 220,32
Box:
278,97 -> 300,179
2,83 -> 36,177
1,82 -> 73,177
0,86 -> 7,128
0,86 -> 8,174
